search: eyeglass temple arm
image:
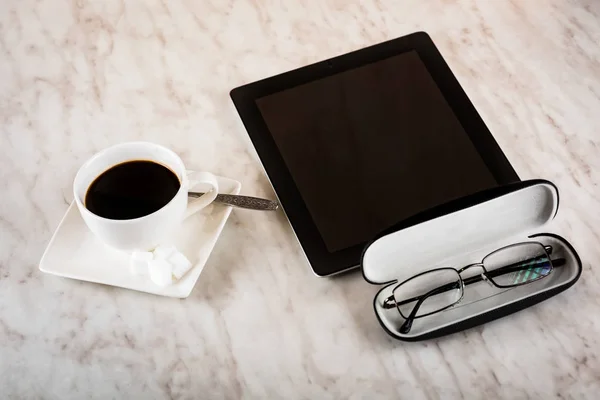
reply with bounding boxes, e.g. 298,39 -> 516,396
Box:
399,283 -> 460,334
383,282 -> 456,310
383,256 -> 566,311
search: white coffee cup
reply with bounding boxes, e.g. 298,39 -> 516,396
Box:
73,141 -> 218,252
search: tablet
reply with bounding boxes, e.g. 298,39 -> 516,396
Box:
230,32 -> 519,277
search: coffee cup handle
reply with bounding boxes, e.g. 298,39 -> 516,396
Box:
184,170 -> 219,218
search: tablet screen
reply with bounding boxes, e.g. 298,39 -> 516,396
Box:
256,50 -> 498,253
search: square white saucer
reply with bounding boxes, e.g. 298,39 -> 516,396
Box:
39,176 -> 241,298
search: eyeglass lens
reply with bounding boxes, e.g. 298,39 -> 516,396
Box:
483,242 -> 552,288
392,269 -> 462,319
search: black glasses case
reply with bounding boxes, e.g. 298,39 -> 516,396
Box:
361,180 -> 582,341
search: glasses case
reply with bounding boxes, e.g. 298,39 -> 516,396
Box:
361,179 -> 582,341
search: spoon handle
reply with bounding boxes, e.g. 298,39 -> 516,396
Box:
188,192 -> 279,211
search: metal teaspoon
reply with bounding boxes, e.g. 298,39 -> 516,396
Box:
188,192 -> 279,211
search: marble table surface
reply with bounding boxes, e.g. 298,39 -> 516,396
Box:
1,0 -> 599,398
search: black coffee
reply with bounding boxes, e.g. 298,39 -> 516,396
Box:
85,160 -> 180,220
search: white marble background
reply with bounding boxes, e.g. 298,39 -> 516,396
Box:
1,0 -> 600,399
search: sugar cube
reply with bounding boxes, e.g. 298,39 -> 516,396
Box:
153,245 -> 176,260
148,259 -> 173,287
130,251 -> 153,275
169,251 -> 192,280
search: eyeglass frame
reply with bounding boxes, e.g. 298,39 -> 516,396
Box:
382,241 -> 560,334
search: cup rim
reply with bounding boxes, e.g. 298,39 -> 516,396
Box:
73,141 -> 188,224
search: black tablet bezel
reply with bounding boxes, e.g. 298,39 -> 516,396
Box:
230,32 -> 519,277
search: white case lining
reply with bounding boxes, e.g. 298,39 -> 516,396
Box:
362,183 -> 579,338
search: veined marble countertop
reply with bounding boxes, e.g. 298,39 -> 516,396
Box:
1,1 -> 599,399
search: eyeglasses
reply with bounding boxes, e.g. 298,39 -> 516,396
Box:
382,242 -> 565,334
